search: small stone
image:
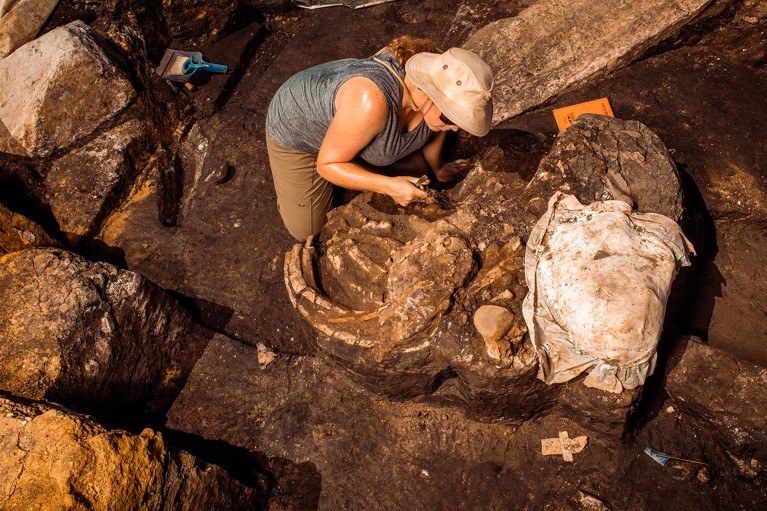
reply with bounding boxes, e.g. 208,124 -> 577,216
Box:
697,466 -> 711,483
666,405 -> 675,413
474,305 -> 513,340
256,343 -> 276,367
744,16 -> 758,24
473,305 -> 514,360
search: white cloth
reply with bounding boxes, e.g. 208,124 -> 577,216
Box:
522,192 -> 694,393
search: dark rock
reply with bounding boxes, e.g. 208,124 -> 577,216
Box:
555,380 -> 643,439
0,248 -> 210,420
0,202 -> 58,255
704,220 -> 767,368
667,337 -> 767,460
502,114 -> 684,241
0,394 -> 267,510
42,119 -> 151,245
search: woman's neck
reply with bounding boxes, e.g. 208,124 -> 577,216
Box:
400,75 -> 424,132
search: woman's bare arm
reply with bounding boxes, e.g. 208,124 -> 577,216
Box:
316,76 -> 427,206
421,130 -> 470,183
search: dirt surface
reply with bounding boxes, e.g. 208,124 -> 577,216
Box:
2,0 -> 766,509
166,336 -> 766,510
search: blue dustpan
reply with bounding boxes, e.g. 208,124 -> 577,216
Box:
182,53 -> 228,76
156,49 -> 228,83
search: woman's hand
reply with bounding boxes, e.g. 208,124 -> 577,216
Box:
435,159 -> 470,182
388,176 -> 429,206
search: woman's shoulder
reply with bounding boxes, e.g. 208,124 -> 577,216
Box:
336,75 -> 388,114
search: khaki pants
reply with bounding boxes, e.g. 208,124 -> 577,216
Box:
267,137 -> 333,241
267,136 -> 429,241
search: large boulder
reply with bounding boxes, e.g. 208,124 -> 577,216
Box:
0,20 -> 135,157
0,395 -> 267,510
465,0 -> 714,125
0,248 -> 209,419
284,115 -> 682,435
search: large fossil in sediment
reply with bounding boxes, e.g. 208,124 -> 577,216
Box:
283,115 -> 684,426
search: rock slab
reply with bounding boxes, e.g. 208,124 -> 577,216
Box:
0,0 -> 59,59
0,20 -> 135,157
465,0 -> 713,125
44,119 -> 149,244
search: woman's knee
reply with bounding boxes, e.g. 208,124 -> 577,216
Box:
277,191 -> 332,241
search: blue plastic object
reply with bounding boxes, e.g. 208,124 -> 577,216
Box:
644,447 -> 671,466
182,56 -> 228,76
155,49 -> 228,83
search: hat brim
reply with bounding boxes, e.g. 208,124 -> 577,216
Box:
406,53 -> 492,137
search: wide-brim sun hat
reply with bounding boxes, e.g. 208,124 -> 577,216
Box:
405,47 -> 494,137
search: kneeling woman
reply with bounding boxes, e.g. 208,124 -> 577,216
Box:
265,36 -> 494,241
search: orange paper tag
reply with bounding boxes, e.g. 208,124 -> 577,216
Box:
553,98 -> 614,131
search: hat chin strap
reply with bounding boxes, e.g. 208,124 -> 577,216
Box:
409,85 -> 427,113
407,80 -> 438,117
373,56 -> 421,113
404,82 -> 423,113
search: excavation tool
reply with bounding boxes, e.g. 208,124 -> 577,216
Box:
155,49 -> 228,83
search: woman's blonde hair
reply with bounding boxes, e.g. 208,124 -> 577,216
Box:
383,35 -> 440,67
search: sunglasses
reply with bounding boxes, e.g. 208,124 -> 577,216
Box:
439,113 -> 456,126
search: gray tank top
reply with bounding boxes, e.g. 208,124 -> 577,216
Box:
265,51 -> 432,166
